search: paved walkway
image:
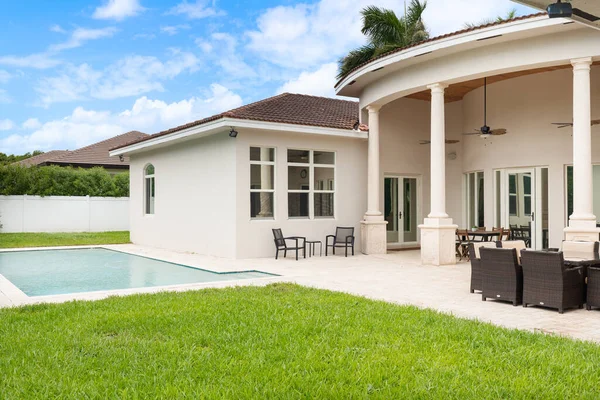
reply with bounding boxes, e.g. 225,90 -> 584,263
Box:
1,244 -> 600,343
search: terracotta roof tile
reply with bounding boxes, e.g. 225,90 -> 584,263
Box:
113,93 -> 361,151
16,150 -> 71,166
335,12 -> 548,87
51,131 -> 148,167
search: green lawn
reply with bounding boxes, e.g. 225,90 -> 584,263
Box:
1,284 -> 599,398
0,231 -> 130,248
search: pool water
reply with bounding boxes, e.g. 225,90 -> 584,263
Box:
0,248 -> 273,297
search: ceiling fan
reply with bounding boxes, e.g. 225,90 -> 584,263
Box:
463,77 -> 507,138
551,120 -> 600,129
419,139 -> 460,145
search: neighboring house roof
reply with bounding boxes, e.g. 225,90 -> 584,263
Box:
15,131 -> 148,169
335,12 -> 548,87
16,150 -> 71,167
50,130 -> 148,168
113,93 -> 362,151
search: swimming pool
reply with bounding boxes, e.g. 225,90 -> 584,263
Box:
0,248 -> 273,297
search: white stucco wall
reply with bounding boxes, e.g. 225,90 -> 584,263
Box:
128,132 -> 237,258
461,66 -> 600,248
234,129 -> 367,259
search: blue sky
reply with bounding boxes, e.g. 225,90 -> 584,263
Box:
0,0 -> 535,154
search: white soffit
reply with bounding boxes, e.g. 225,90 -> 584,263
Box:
513,1 -> 600,30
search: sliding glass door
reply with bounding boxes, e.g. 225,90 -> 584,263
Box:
384,176 -> 420,246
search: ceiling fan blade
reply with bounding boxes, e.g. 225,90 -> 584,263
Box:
419,139 -> 461,145
592,119 -> 600,126
419,140 -> 431,145
490,129 -> 507,136
463,132 -> 481,136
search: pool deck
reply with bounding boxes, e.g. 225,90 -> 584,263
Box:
2,244 -> 600,344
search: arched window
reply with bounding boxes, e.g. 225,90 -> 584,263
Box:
144,164 -> 155,215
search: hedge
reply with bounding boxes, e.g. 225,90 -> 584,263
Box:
0,165 -> 129,197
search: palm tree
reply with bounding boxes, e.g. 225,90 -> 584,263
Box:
463,8 -> 518,29
337,0 -> 429,79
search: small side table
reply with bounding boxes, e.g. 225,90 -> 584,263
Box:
305,241 -> 322,257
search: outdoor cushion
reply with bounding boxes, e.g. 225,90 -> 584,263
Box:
562,241 -> 599,260
472,242 -> 497,259
499,240 -> 527,264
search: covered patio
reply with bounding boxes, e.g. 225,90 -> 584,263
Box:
336,13 -> 600,265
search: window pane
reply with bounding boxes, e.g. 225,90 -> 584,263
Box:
314,167 -> 334,190
288,149 -> 309,163
567,166 -> 573,218
288,193 -> 309,217
288,166 -> 309,190
250,147 -> 274,162
524,196 -> 531,215
145,164 -> 154,175
495,171 -> 501,228
314,151 -> 334,165
250,164 -> 274,190
250,192 -> 274,219
509,175 -> 516,194
314,193 -> 334,217
509,195 -> 517,216
523,175 -> 531,195
477,173 -> 484,228
145,177 -> 155,214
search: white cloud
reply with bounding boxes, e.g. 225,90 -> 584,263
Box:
50,24 -> 67,34
0,119 -> 14,131
0,70 -> 11,84
22,118 -> 42,130
277,63 -> 338,98
196,33 -> 256,79
160,24 -> 191,36
167,0 -> 225,19
0,84 -> 243,154
36,51 -> 200,105
0,53 -> 61,69
93,0 -> 144,21
50,27 -> 118,51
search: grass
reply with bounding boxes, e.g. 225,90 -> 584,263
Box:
1,284 -> 600,398
0,231 -> 130,248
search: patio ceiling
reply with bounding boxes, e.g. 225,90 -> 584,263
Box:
406,62 -> 600,103
512,1 -> 600,30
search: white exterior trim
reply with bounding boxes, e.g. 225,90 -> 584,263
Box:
110,118 -> 367,157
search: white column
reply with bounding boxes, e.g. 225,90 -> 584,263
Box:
428,83 -> 449,219
361,104 -> 387,254
565,57 -> 599,241
365,105 -> 383,220
419,82 -> 457,265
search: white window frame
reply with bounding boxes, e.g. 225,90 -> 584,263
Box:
250,146 -> 276,220
287,149 -> 336,219
144,164 -> 155,215
464,171 -> 484,229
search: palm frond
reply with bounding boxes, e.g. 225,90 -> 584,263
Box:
337,44 -> 377,79
361,6 -> 405,48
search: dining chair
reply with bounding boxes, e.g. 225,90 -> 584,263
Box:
456,229 -> 472,260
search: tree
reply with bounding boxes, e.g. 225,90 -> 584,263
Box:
337,0 -> 429,79
463,8 -> 518,29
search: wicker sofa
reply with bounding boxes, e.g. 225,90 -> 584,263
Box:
469,241 -> 499,293
479,247 -> 523,306
520,250 -> 585,313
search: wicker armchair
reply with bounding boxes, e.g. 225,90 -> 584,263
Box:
497,240 -> 527,264
272,229 -> 306,260
520,250 -> 585,313
325,227 -> 355,257
469,242 -> 499,293
586,267 -> 600,310
479,247 -> 523,306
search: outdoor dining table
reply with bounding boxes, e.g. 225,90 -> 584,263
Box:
465,231 -> 502,242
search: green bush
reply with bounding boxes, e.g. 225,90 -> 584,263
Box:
0,165 -> 129,197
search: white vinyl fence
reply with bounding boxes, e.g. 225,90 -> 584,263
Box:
0,195 -> 129,233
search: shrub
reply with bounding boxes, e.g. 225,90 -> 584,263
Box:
0,165 -> 129,197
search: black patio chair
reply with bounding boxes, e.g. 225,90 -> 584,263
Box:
480,247 -> 523,306
325,227 -> 355,257
272,229 -> 306,260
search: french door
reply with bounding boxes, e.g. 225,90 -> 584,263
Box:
496,167 -> 548,249
384,176 -> 420,246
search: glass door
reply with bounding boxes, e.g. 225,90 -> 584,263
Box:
384,176 -> 419,245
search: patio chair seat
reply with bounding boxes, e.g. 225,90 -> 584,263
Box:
325,227 -> 355,257
469,242 -> 499,293
272,229 -> 306,261
480,247 -> 523,306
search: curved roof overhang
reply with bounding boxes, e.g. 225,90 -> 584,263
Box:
336,15 -> 600,109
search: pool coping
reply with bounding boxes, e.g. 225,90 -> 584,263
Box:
0,245 -> 284,307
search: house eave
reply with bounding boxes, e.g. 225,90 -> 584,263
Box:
110,118 -> 368,157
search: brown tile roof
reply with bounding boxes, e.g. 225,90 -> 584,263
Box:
50,130 -> 148,168
16,150 -> 71,166
335,12 -> 548,87
112,93 -> 361,151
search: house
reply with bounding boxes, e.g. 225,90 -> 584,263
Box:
18,131 -> 148,173
111,11 -> 600,263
